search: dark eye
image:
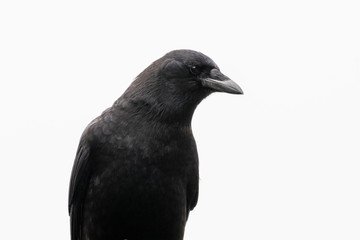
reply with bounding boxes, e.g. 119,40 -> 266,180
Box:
189,65 -> 201,75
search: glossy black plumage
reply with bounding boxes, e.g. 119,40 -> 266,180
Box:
69,49 -> 242,240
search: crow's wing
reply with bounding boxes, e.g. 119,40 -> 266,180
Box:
68,140 -> 91,240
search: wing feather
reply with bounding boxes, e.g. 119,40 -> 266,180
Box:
68,142 -> 91,240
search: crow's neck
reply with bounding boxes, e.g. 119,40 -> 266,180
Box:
113,95 -> 200,127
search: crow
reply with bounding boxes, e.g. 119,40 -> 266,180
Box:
69,49 -> 243,240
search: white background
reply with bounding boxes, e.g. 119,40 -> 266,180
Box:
1,1 -> 359,239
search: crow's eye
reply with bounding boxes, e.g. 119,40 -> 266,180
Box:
189,65 -> 201,76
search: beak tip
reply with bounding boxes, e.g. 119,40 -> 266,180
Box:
227,82 -> 244,95
232,86 -> 244,95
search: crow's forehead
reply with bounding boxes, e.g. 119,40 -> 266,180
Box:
165,50 -> 218,69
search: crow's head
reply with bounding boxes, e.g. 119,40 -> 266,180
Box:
159,49 -> 243,96
121,50 -> 242,123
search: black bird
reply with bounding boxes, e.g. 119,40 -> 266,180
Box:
69,49 -> 243,240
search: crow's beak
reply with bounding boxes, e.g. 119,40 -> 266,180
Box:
200,69 -> 243,94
